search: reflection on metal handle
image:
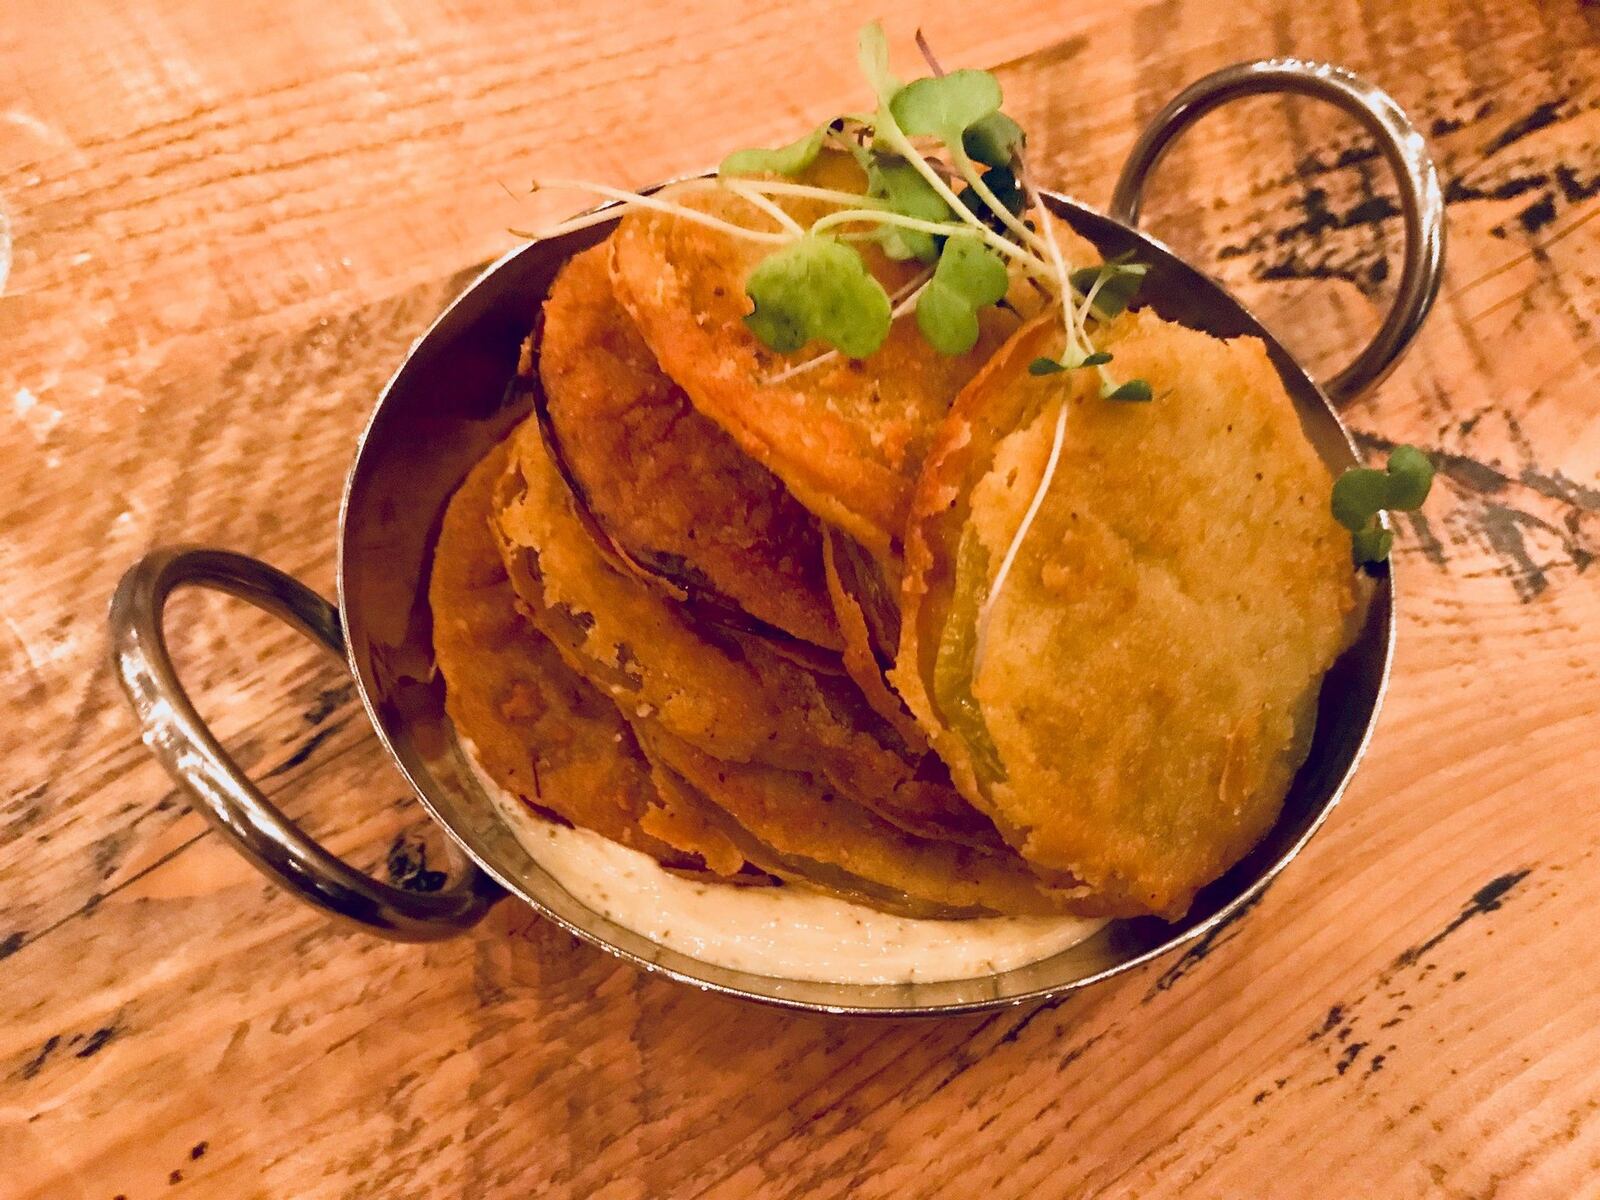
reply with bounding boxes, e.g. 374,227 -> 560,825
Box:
1110,59 -> 1445,406
109,547 -> 503,940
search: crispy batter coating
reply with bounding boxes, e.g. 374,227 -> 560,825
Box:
490,413 -> 1005,848
637,727 -> 1076,917
609,152 -> 1037,558
429,440 -> 744,874
540,241 -> 841,649
821,528 -> 928,750
895,307 -> 1358,918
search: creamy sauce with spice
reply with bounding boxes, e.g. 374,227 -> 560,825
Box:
470,750 -> 1103,984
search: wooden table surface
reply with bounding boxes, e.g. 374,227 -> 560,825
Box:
4,1 -> 1599,1195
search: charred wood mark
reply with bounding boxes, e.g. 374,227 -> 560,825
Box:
386,834 -> 447,893
18,1035 -> 60,1080
263,720 -> 344,779
17,1022 -> 121,1081
1308,1003 -> 1346,1044
1475,503 -> 1586,600
1404,511 -> 1448,567
1352,429 -> 1597,600
0,931 -> 25,960
1213,87 -> 1597,291
1393,869 -> 1533,969
74,1025 -> 119,1059
1334,1041 -> 1370,1076
1058,1031 -> 1104,1071
991,994 -> 1070,1049
1484,99 -> 1568,155
1269,874 -> 1531,1099
1515,192 -> 1559,236
1142,889 -> 1267,1001
303,682 -> 354,726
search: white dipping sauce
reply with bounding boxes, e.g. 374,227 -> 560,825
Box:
469,749 -> 1103,984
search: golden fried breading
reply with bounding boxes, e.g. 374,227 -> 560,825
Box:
429,439 -> 744,875
821,528 -> 927,749
539,241 -> 841,649
636,725 -> 1077,917
610,152 -> 1072,558
490,413 -> 1004,848
895,307 -> 1358,918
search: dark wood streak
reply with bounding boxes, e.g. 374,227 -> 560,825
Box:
1352,425 -> 1598,599
1141,889 -> 1269,1002
1254,868 -> 1538,1106
1392,869 -> 1534,969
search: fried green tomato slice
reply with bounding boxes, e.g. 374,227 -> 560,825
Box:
429,439 -> 744,876
490,413 -> 1003,849
538,240 -> 841,650
637,726 -> 1075,917
608,151 -> 1031,560
894,307 -> 1359,919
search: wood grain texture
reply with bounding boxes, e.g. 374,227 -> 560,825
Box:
3,0 -> 1599,1196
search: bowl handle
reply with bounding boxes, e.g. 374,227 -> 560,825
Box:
109,546 -> 504,940
1109,58 -> 1445,406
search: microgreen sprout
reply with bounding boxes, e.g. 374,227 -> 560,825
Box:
744,235 -> 892,358
517,22 -> 1134,368
1070,254 -> 1148,321
916,234 -> 1010,353
1027,350 -> 1111,376
719,127 -> 827,178
1332,444 -> 1435,564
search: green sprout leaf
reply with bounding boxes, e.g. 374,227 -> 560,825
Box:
1332,445 -> 1436,529
1384,443 -> 1434,509
1331,444 -> 1434,564
1069,260 -> 1149,320
1103,378 -> 1153,402
936,234 -> 1009,306
917,282 -> 980,354
745,235 -> 892,358
1027,350 -> 1113,376
1331,468 -> 1393,532
889,69 -> 1003,140
857,21 -> 901,106
916,234 -> 1009,354
867,154 -> 953,262
719,126 -> 826,177
962,112 -> 1024,168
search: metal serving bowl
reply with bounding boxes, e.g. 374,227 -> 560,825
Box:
110,60 -> 1443,1016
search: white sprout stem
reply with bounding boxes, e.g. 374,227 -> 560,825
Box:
809,208 -> 1053,276
722,181 -> 806,236
1074,270 -> 1119,391
891,275 -> 935,316
1074,269 -> 1109,327
948,143 -> 1051,257
973,396 -> 1069,675
1016,161 -> 1089,362
721,179 -> 890,208
763,270 -> 934,385
527,179 -> 791,244
765,350 -> 839,386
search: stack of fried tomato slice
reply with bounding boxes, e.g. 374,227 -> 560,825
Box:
430,159 -> 1359,923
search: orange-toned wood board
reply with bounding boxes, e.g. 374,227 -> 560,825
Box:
3,1 -> 1598,1195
